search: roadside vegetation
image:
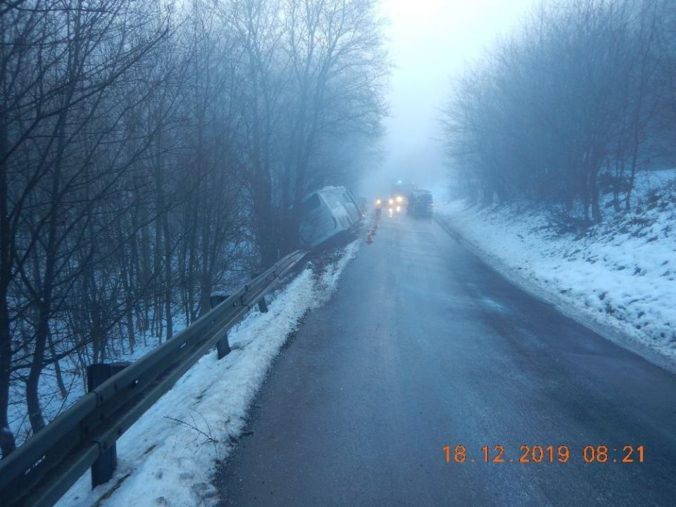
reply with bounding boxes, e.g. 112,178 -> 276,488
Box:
443,0 -> 676,227
441,0 -> 676,364
0,0 -> 386,456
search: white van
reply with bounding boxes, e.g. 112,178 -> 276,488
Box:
299,186 -> 362,248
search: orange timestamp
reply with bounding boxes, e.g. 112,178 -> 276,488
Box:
443,444 -> 645,464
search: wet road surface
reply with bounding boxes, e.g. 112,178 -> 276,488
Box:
216,216 -> 676,506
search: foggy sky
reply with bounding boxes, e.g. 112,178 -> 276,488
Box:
361,0 -> 539,196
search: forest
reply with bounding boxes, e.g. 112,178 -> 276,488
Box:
0,0 -> 386,456
444,0 -> 676,226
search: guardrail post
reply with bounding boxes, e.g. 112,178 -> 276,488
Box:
0,252 -> 305,507
216,335 -> 231,359
86,362 -> 129,488
251,273 -> 269,313
210,293 -> 231,358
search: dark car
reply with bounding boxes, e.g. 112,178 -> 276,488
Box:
408,189 -> 433,218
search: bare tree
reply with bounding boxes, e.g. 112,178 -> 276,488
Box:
1,0 -> 386,454
443,0 -> 666,226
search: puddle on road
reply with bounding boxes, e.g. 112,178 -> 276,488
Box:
480,296 -> 509,314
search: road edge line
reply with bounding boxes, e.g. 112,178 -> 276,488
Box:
435,214 -> 676,375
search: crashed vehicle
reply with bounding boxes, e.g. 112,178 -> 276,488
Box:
299,186 -> 362,248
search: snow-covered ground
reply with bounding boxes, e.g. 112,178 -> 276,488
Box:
434,170 -> 676,371
8,333 -> 165,448
57,241 -> 360,507
9,265 -> 252,446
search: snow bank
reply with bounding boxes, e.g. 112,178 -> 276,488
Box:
434,171 -> 676,370
57,241 -> 360,507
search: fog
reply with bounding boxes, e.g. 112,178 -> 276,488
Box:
4,2 -> 676,494
361,0 -> 538,196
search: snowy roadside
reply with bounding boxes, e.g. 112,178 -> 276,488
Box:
57,241 -> 360,507
433,173 -> 676,373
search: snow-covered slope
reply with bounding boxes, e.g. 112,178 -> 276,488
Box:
435,170 -> 676,370
57,241 -> 360,507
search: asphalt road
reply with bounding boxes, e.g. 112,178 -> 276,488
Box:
216,215 -> 676,506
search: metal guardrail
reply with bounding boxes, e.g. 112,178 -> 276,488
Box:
0,250 -> 306,507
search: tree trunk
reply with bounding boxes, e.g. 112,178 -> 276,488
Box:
27,305 -> 48,433
0,291 -> 14,457
47,331 -> 67,399
0,108 -> 16,457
